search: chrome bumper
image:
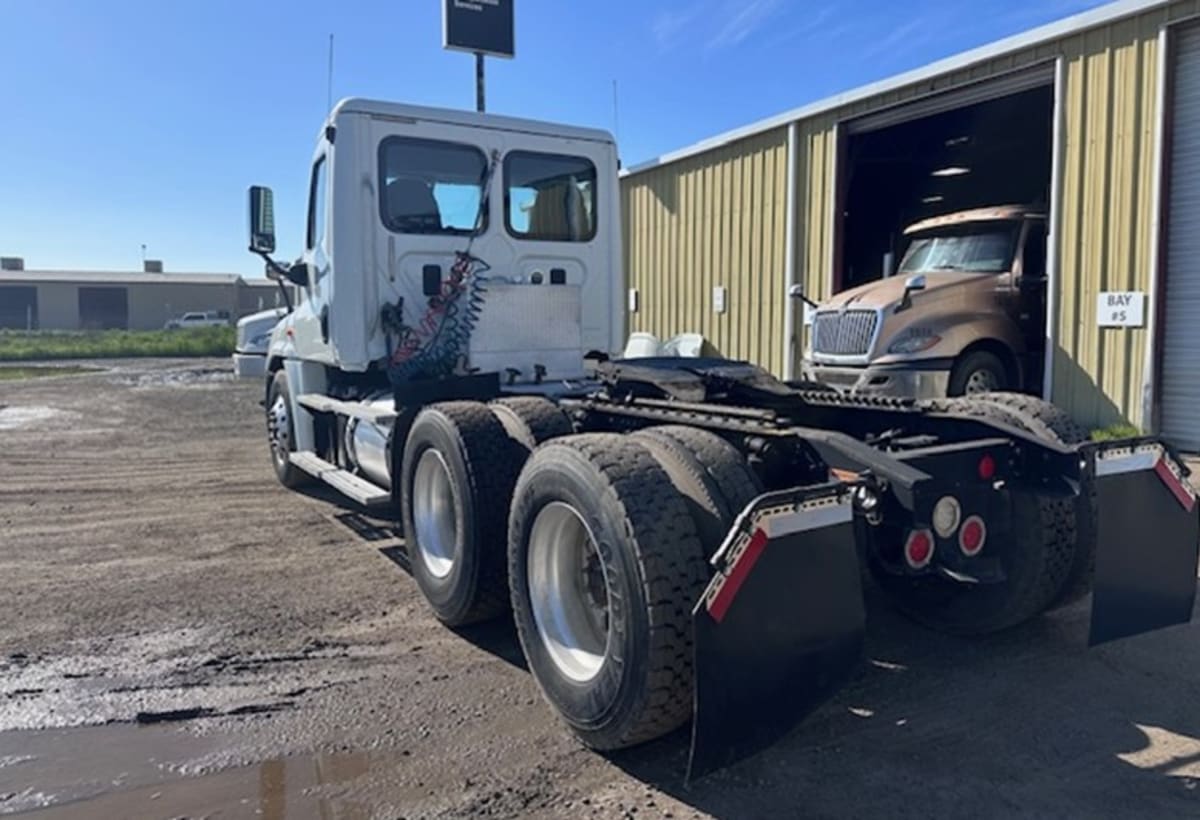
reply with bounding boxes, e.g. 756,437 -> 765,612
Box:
802,362 -> 950,400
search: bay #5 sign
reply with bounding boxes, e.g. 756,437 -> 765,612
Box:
1096,291 -> 1146,328
443,0 -> 515,58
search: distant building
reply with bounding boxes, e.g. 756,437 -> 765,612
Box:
620,0 -> 1200,447
0,258 -> 290,330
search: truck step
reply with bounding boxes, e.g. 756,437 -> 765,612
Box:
289,452 -> 391,508
296,394 -> 397,426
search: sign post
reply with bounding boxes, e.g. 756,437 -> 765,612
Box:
443,0 -> 515,113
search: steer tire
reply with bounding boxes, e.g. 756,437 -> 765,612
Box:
971,392 -> 1097,609
401,402 -> 522,627
489,396 -> 574,452
508,434 -> 708,750
948,350 -> 1009,396
265,369 -> 311,489
631,426 -> 762,558
871,397 -> 1076,634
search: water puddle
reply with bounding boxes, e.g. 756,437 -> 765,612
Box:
0,724 -> 373,818
0,406 -> 71,431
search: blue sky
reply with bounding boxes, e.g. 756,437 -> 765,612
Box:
0,0 -> 1108,276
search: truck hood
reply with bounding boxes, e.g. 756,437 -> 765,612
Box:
822,271 -> 982,311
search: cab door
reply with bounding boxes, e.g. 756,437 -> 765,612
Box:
288,151 -> 335,364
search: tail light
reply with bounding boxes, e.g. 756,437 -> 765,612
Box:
959,516 -> 987,556
904,529 -> 935,569
978,454 -> 996,481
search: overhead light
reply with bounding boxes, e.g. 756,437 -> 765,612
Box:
932,166 -> 971,177
922,195 -> 944,204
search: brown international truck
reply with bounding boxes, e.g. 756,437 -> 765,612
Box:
802,205 -> 1047,398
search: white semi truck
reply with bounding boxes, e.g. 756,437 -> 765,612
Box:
247,99 -> 1199,778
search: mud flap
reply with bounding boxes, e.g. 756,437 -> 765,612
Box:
1089,445 -> 1200,646
687,483 -> 864,781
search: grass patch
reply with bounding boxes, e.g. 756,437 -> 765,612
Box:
0,365 -> 98,381
0,328 -> 235,361
1091,423 -> 1142,442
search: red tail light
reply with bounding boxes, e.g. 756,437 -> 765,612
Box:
904,529 -> 935,569
959,516 -> 987,556
978,453 -> 996,481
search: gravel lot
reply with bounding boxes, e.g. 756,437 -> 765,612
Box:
1,358 -> 1198,818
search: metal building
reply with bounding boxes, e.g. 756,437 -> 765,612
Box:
621,0 -> 1200,447
0,261 -> 286,331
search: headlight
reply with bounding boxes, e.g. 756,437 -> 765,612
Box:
888,328 -> 942,354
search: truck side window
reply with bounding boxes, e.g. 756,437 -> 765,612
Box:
307,156 -> 327,253
504,151 -> 597,242
1023,223 -> 1047,279
378,137 -> 487,235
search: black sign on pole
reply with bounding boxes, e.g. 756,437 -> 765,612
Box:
443,0 -> 515,59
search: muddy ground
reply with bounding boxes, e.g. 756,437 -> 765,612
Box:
0,358 -> 1198,819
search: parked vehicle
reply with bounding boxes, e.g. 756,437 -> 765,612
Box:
164,310 -> 231,330
232,307 -> 286,379
802,206 -> 1047,398
246,102 -> 1198,779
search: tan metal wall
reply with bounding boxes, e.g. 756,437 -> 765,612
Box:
623,1 -> 1200,428
621,127 -> 790,375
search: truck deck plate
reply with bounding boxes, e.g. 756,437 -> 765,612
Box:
289,452 -> 391,508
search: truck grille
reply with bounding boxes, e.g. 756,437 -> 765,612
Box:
811,310 -> 879,357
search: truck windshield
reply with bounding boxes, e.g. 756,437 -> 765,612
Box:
899,222 -> 1019,274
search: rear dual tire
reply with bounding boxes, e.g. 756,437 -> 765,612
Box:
872,393 -> 1092,634
401,403 -> 522,627
507,427 -> 759,749
507,434 -> 710,749
399,398 -> 574,627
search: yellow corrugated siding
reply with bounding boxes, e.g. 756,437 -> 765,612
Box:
621,1 -> 1200,427
621,128 -> 789,374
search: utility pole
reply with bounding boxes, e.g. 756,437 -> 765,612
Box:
475,52 -> 486,113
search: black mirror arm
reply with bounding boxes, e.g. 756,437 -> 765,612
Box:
254,251 -> 294,314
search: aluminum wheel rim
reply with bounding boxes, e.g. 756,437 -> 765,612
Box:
413,449 -> 458,579
965,368 -> 999,394
267,394 -> 290,466
527,502 -> 610,683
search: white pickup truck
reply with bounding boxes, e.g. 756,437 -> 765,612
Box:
163,310 -> 231,330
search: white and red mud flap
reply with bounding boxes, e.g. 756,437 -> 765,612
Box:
1089,443 -> 1200,646
687,483 -> 864,781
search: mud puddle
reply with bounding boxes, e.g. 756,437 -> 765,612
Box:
0,724 -> 374,818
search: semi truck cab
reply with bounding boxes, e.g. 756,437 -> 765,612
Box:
254,98 -> 623,385
802,206 -> 1047,398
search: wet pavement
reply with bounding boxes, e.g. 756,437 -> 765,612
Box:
1,358 -> 1199,818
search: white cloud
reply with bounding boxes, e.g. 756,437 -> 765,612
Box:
652,5 -> 703,49
707,0 -> 784,51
